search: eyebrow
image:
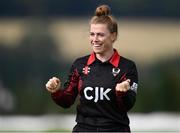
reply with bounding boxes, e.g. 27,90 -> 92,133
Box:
90,32 -> 105,35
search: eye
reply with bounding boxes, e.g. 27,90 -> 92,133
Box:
98,33 -> 105,37
90,32 -> 95,36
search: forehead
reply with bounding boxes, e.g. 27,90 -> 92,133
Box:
90,23 -> 109,33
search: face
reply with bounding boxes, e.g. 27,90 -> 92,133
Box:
90,23 -> 116,55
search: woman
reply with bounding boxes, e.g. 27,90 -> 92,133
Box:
46,5 -> 138,132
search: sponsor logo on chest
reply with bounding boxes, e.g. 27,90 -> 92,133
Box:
84,87 -> 112,103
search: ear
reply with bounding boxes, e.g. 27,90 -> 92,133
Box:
111,32 -> 117,42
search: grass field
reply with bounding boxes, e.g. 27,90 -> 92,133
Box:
0,113 -> 179,132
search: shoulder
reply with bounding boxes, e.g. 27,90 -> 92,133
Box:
72,55 -> 90,67
120,56 -> 137,68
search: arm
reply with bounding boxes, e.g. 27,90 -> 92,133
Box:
115,62 -> 138,111
46,62 -> 79,108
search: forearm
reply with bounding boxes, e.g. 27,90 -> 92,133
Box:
116,90 -> 136,111
51,89 -> 77,108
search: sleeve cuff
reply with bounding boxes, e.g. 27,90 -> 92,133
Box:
51,89 -> 63,99
115,90 -> 128,98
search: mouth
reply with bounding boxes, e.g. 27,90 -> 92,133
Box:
92,43 -> 103,53
92,43 -> 103,48
94,44 -> 101,47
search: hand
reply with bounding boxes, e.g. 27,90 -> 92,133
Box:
46,77 -> 61,93
115,79 -> 130,92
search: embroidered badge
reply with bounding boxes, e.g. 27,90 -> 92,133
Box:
82,66 -> 90,75
130,82 -> 138,94
112,68 -> 120,77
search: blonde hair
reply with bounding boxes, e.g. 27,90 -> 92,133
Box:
90,5 -> 118,36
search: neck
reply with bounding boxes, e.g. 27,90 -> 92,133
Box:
96,49 -> 114,62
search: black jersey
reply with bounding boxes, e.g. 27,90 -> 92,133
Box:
51,49 -> 138,129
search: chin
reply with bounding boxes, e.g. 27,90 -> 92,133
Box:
93,49 -> 103,54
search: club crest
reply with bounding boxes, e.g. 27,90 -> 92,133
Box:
112,68 -> 120,76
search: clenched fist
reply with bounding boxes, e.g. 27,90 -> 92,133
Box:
115,79 -> 130,92
46,77 -> 61,93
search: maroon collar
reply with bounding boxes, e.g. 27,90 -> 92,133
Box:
87,49 -> 120,67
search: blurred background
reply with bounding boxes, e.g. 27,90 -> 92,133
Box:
0,0 -> 180,132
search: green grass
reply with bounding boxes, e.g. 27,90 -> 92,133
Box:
0,129 -> 71,133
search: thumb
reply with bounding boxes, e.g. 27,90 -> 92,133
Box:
126,79 -> 131,83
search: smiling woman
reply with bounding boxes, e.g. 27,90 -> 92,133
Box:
90,5 -> 118,62
46,4 -> 138,132
90,24 -> 115,61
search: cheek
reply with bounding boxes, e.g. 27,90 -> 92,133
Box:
90,38 -> 93,44
89,37 -> 93,43
104,38 -> 113,48
103,37 -> 112,44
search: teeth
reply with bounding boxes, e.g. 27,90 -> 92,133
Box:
94,44 -> 101,47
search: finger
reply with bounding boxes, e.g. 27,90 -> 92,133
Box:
51,78 -> 60,87
48,80 -> 58,90
46,86 -> 56,93
55,78 -> 60,84
126,79 -> 131,83
122,87 -> 126,92
116,86 -> 121,91
50,80 -> 57,87
52,77 -> 60,83
49,78 -> 57,85
119,83 -> 129,92
46,85 -> 53,92
47,80 -> 55,88
116,86 -> 124,92
123,84 -> 129,91
115,84 -> 121,91
124,81 -> 129,87
46,82 -> 51,88
46,82 -> 54,90
119,88 -> 126,92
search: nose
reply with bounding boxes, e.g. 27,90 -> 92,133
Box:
92,34 -> 98,42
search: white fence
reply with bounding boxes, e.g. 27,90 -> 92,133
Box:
0,112 -> 180,132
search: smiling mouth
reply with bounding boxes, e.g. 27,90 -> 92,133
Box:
94,45 -> 101,47
93,43 -> 102,47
